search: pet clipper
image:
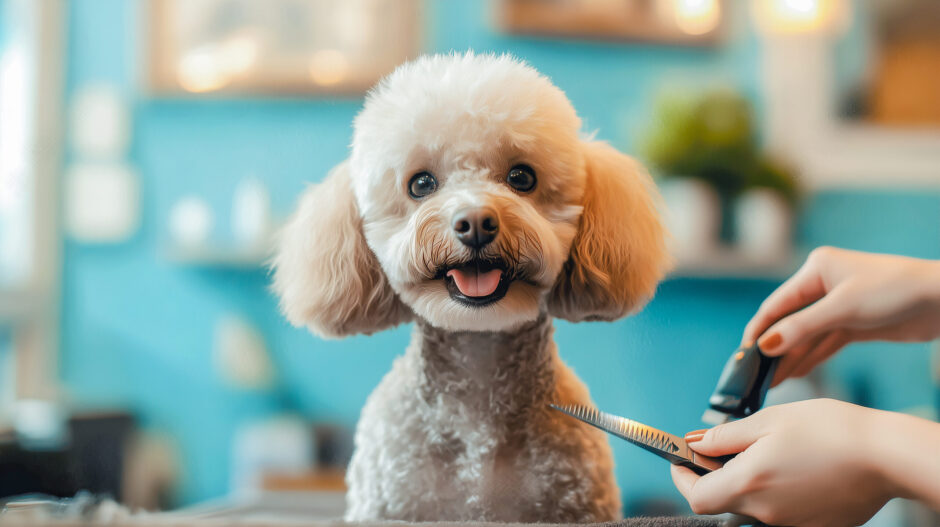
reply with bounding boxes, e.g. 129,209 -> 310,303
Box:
701,342 -> 780,426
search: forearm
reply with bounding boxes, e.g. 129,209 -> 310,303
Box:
867,408 -> 940,510
920,259 -> 940,304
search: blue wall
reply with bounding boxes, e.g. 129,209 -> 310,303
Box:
59,0 -> 938,510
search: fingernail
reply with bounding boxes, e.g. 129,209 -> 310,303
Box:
758,332 -> 782,352
684,429 -> 707,443
741,339 -> 754,348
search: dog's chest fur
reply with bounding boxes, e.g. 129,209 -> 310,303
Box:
344,316 -> 622,522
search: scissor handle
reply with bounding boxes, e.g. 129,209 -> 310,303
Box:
676,451 -> 735,476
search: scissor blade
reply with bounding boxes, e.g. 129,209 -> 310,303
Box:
550,403 -> 692,466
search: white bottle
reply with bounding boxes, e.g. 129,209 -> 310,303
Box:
232,178 -> 272,248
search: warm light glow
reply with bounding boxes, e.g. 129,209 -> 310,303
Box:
672,0 -> 721,36
753,0 -> 850,35
309,49 -> 349,86
178,45 -> 232,93
177,33 -> 259,93
219,34 -> 260,75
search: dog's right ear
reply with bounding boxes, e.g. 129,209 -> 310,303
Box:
272,161 -> 412,339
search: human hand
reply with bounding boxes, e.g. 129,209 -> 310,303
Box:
741,247 -> 940,385
671,399 -> 898,527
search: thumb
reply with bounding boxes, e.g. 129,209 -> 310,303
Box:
758,287 -> 852,356
687,414 -> 767,457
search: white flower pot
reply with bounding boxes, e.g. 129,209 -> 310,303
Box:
659,178 -> 721,262
734,189 -> 793,263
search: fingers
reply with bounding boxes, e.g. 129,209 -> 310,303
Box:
790,330 -> 849,378
755,287 -> 853,357
771,331 -> 827,386
741,260 -> 828,347
686,414 -> 767,457
670,464 -> 737,516
771,330 -> 850,385
676,422 -> 774,517
677,459 -> 749,515
670,464 -> 698,502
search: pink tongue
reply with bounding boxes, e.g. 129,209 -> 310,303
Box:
446,268 -> 503,297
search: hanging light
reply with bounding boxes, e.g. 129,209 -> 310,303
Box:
177,32 -> 259,93
752,0 -> 850,35
671,0 -> 721,36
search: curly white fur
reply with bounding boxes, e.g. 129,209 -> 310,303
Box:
272,52 -> 671,522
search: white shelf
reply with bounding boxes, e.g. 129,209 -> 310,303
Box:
670,247 -> 802,280
164,244 -> 272,269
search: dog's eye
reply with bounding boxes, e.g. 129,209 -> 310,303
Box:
408,171 -> 438,199
506,164 -> 536,192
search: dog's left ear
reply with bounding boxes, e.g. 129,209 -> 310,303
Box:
548,141 -> 672,322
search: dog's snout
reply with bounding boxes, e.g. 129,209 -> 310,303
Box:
453,207 -> 499,249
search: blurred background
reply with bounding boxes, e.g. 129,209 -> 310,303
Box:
0,0 -> 938,523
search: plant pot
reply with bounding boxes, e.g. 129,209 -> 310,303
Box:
734,189 -> 793,264
659,178 -> 721,262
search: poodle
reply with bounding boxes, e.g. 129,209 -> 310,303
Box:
272,52 -> 670,523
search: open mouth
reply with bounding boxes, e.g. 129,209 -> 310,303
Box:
440,258 -> 512,307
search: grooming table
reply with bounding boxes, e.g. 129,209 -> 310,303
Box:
0,492 -> 720,526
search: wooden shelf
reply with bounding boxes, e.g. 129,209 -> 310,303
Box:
263,468 -> 346,492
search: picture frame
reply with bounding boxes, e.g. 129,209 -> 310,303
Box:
758,9 -> 940,190
495,0 -> 724,46
145,0 -> 420,97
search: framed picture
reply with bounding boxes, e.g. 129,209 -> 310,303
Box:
495,0 -> 724,45
145,0 -> 420,96
757,0 -> 940,190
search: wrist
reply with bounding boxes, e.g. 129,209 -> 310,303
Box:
927,260 -> 940,303
864,408 -> 940,507
861,409 -> 908,500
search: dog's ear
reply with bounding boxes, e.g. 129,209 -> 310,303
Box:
272,161 -> 412,338
548,141 -> 672,322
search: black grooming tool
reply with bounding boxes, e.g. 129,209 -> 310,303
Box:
702,342 -> 780,426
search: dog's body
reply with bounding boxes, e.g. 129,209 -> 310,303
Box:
273,53 -> 669,522
345,316 -> 620,522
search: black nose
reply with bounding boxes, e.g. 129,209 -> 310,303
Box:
453,207 -> 499,249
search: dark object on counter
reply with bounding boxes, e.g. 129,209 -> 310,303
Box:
313,423 -> 353,469
0,412 -> 134,501
702,343 -> 779,426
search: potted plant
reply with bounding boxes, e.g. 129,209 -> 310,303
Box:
642,90 -> 798,264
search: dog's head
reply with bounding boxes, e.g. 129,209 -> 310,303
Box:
273,53 -> 670,338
